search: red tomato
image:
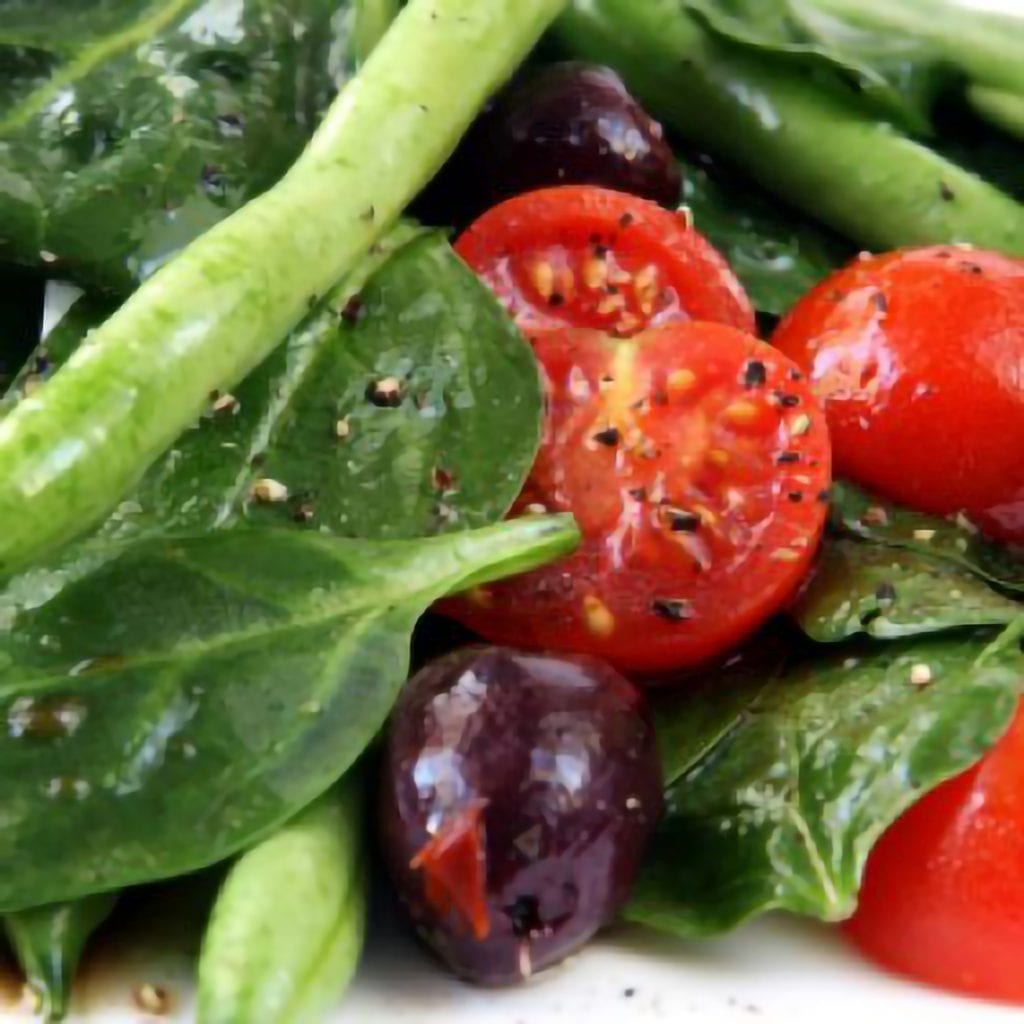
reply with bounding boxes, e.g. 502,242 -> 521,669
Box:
455,185 -> 755,336
442,322 -> 831,676
772,246 -> 1024,545
846,703 -> 1024,1004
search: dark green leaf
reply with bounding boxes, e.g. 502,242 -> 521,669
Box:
681,160 -> 851,315
831,481 -> 1024,593
628,623 -> 1023,936
4,893 -> 117,1022
651,628 -> 792,785
2,231 -> 542,556
0,0 -> 352,291
680,0 -> 956,136
0,516 -> 578,912
794,537 -> 1022,641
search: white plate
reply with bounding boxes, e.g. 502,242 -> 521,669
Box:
0,882 -> 1017,1024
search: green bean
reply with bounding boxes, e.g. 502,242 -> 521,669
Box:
554,0 -> 1024,256
0,0 -> 567,576
196,784 -> 366,1024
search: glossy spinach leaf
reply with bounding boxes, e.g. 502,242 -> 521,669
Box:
4,893 -> 118,1022
0,516 -> 578,912
0,0 -> 352,291
651,628 -> 792,785
682,160 -> 851,315
794,538 -> 1022,642
831,482 -> 1024,593
628,622 -> 1024,936
680,0 -> 957,137
2,231 -> 542,562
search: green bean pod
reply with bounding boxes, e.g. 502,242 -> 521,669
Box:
0,0 -> 567,576
197,784 -> 366,1024
4,893 -> 118,1022
554,0 -> 1024,256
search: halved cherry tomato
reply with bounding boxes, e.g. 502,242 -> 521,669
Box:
846,702 -> 1024,1004
455,186 -> 755,337
772,246 -> 1024,545
442,322 -> 831,676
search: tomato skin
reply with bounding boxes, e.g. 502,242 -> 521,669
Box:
442,322 -> 831,677
846,704 -> 1024,1004
455,186 -> 755,336
772,246 -> 1024,544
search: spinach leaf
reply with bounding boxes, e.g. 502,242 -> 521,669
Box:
680,0 -> 955,137
0,0 -> 351,291
831,482 -> 1024,593
4,893 -> 118,1022
628,623 -> 1023,936
681,159 -> 851,315
0,515 -> 578,912
651,628 -> 792,785
794,538 -> 1022,642
2,231 -> 542,562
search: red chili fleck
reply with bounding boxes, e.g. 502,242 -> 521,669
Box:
410,802 -> 491,940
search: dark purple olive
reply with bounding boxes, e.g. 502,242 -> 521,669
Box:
417,62 -> 682,229
379,645 -> 663,985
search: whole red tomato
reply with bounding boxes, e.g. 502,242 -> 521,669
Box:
846,703 -> 1024,1003
773,246 -> 1024,544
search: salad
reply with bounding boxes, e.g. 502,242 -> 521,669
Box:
0,0 -> 1022,1019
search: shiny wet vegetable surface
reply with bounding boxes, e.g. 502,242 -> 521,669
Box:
420,62 -> 681,226
379,646 -> 662,984
773,245 -> 1024,545
446,321 -> 832,674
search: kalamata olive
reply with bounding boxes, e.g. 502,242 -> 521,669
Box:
417,62 -> 682,228
379,645 -> 663,985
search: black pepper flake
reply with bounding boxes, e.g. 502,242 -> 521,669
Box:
624,988 -> 637,999
592,426 -> 621,447
291,501 -> 316,524
787,491 -> 803,503
875,581 -> 898,603
201,163 -> 227,197
341,296 -> 364,326
743,360 -> 767,388
960,261 -> 984,275
432,466 -> 457,492
628,487 -> 647,501
618,212 -> 635,229
860,607 -> 883,627
589,232 -> 603,246
872,291 -> 888,313
788,368 -> 804,381
667,509 -> 701,532
366,378 -> 403,407
939,180 -> 956,201
652,598 -> 694,621
360,205 -> 376,222
548,293 -> 565,307
593,244 -> 610,259
777,451 -> 800,464
776,392 -> 801,408
504,895 -> 545,939
935,249 -> 953,259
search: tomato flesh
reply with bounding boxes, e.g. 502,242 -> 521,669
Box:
772,246 -> 1024,544
846,703 -> 1024,1004
443,322 -> 831,676
455,185 -> 755,336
